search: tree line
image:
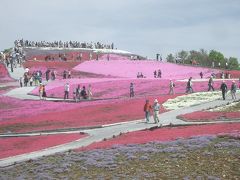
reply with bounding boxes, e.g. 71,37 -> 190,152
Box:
166,49 -> 239,70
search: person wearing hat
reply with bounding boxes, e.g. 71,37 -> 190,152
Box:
231,81 -> 237,100
153,99 -> 160,124
143,99 -> 152,123
220,81 -> 228,100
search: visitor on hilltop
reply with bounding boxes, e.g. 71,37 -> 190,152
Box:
63,70 -> 67,79
130,82 -> 134,98
81,86 -> 88,99
89,53 -> 92,60
87,84 -> 93,100
221,72 -> 225,79
25,67 -> 29,74
29,76 -> 33,86
45,69 -> 50,81
169,80 -> 175,95
107,54 -> 110,61
24,73 -> 28,87
74,84 -> 81,102
231,81 -> 237,100
42,85 -> 47,100
239,78 -> 240,89
186,77 -> 193,93
154,70 -> 157,78
19,77 -> 23,87
39,83 -> 44,100
64,83 -> 70,100
68,70 -> 71,79
51,70 -> 56,80
208,76 -> 214,91
157,69 -> 162,78
200,72 -> 203,79
144,99 -> 152,123
220,81 -> 228,100
153,99 -> 160,124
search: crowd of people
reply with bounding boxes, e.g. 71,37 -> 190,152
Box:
19,68 -> 57,88
0,46 -> 25,72
14,39 -> 115,50
63,83 -> 93,102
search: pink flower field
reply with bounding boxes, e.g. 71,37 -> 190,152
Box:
0,133 -> 86,159
0,63 -> 14,83
178,111 -> 240,122
78,123 -> 240,151
0,95 -> 176,133
29,77 -> 234,100
73,60 -> 219,79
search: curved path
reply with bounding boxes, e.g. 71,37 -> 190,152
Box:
0,65 -> 239,167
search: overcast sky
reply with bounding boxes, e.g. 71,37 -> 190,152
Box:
0,0 -> 239,59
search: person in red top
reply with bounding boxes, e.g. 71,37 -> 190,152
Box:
144,99 -> 152,123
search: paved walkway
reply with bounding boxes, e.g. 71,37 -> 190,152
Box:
0,65 -> 239,167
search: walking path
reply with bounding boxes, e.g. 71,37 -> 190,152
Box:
0,65 -> 239,167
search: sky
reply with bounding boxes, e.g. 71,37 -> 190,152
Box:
0,0 -> 240,59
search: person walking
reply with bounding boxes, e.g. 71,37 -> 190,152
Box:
81,86 -> 88,99
87,84 -> 93,100
186,77 -> 193,93
169,80 -> 175,95
208,76 -> 214,91
29,76 -> 33,86
200,72 -> 203,79
220,81 -> 228,100
42,85 -> 47,100
64,83 -> 70,100
158,69 -> 162,78
231,81 -> 237,100
130,82 -> 134,98
144,100 -> 152,123
39,83 -> 44,100
19,77 -> 23,87
153,99 -> 160,124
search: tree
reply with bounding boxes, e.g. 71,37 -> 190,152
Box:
209,50 -> 225,68
177,50 -> 188,64
166,53 -> 175,63
228,57 -> 239,70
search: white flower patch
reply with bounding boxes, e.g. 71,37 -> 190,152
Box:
163,91 -> 222,110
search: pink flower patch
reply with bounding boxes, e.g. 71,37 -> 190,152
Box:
77,123 -> 240,151
0,133 -> 86,159
0,95 -> 176,133
178,111 -> 240,122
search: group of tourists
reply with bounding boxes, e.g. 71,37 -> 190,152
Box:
63,70 -> 71,79
19,68 -> 43,87
144,99 -> 161,124
64,83 -> 93,102
153,69 -> 162,78
220,80 -> 237,100
15,39 -> 115,50
137,72 -> 145,78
